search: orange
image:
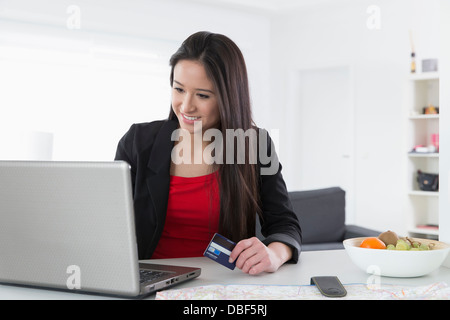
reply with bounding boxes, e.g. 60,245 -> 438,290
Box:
359,237 -> 387,249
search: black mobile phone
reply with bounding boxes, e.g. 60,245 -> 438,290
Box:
310,276 -> 347,298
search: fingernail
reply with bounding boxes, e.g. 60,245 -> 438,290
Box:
228,257 -> 234,263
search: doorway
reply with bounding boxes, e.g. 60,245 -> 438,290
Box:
286,66 -> 355,223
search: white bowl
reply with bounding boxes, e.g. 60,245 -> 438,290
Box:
343,237 -> 450,277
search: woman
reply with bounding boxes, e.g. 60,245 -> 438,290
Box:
115,31 -> 301,275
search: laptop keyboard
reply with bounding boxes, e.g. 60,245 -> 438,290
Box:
139,269 -> 171,284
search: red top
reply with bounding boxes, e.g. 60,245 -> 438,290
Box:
151,171 -> 220,259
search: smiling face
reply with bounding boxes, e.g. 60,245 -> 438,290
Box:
171,60 -> 220,134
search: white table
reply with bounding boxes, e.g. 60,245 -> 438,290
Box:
146,249 -> 450,297
1,249 -> 450,299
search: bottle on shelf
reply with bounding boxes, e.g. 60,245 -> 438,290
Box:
409,30 -> 416,73
432,133 -> 439,152
411,52 -> 416,73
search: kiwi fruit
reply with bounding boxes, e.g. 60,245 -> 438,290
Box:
378,230 -> 399,246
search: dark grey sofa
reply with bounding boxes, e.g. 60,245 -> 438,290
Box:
256,187 -> 380,251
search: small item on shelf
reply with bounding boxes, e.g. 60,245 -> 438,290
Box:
423,103 -> 439,114
410,145 -> 429,153
416,224 -> 439,230
417,170 -> 439,192
409,30 -> 416,73
410,142 -> 438,154
422,58 -> 438,72
410,52 -> 416,73
431,133 -> 439,152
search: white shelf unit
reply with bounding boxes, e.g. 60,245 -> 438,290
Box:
406,72 -> 440,239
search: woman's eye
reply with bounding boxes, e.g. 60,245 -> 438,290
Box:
197,93 -> 210,99
174,87 -> 184,93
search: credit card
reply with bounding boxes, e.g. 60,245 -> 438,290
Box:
203,233 -> 236,270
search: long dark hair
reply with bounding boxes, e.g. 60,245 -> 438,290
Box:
168,31 -> 261,242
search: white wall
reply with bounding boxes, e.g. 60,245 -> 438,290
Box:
270,0 -> 440,233
0,0 -> 271,160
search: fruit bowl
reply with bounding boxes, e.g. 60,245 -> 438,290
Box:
343,237 -> 450,277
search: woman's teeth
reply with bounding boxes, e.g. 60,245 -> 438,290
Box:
184,114 -> 199,120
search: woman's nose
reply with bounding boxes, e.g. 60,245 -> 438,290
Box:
180,94 -> 196,113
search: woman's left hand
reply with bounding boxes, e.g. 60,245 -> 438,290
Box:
228,237 -> 292,275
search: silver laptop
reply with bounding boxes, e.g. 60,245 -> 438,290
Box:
0,160 -> 200,298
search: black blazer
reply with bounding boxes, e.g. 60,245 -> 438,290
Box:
115,119 -> 302,261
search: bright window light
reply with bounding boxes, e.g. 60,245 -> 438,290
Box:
0,22 -> 177,161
